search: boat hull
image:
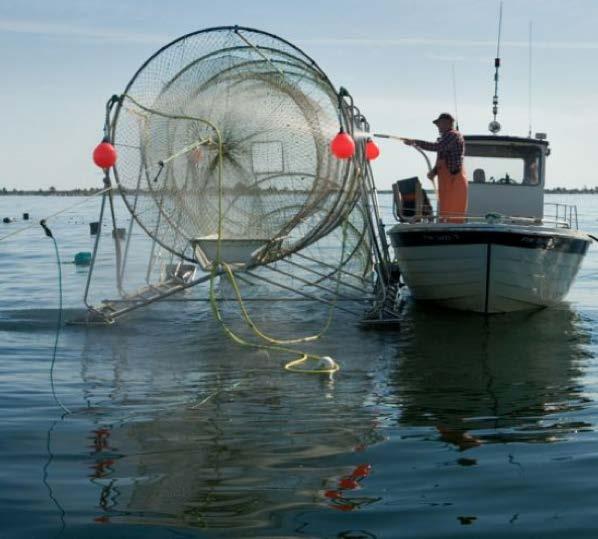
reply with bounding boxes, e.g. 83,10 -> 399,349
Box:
388,225 -> 590,313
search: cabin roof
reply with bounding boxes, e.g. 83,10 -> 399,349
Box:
464,134 -> 549,146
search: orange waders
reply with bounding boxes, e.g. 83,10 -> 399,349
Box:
436,159 -> 468,223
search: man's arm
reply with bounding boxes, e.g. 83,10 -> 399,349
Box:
413,131 -> 457,153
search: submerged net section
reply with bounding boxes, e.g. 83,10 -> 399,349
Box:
112,27 -> 359,266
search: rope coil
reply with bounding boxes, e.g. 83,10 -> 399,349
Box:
204,116 -> 344,374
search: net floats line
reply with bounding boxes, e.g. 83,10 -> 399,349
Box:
0,185 -> 114,244
0,180 -> 113,412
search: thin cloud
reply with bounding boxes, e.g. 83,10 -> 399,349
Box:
424,53 -> 467,62
298,36 -> 598,51
3,18 -> 598,52
0,18 -> 171,45
424,53 -> 489,64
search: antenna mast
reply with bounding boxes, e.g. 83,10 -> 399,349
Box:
452,63 -> 460,130
489,1 -> 503,134
528,21 -> 533,138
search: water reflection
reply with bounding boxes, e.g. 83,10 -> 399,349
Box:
391,304 -> 594,447
74,314 -> 385,533
41,302 -> 596,537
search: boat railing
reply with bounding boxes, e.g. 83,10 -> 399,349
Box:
544,202 -> 579,230
396,211 -> 575,229
392,187 -> 579,228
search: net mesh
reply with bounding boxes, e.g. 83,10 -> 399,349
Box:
111,27 -> 360,266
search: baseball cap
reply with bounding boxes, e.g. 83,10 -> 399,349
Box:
432,113 -> 455,125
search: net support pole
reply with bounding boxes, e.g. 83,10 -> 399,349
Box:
83,188 -> 108,310
244,270 -> 362,316
104,170 -> 125,296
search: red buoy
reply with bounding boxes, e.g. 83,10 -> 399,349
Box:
93,142 -> 117,169
365,139 -> 380,161
350,463 -> 372,479
331,503 -> 354,512
330,129 -> 355,159
338,477 -> 359,490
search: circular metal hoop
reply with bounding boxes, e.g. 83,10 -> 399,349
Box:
111,26 -> 359,265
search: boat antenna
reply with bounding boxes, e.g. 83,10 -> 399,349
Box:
452,62 -> 460,130
489,1 -> 503,134
527,20 -> 533,138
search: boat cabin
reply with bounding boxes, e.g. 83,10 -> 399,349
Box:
465,135 -> 549,219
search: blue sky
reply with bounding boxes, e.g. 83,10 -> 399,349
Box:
0,0 -> 596,190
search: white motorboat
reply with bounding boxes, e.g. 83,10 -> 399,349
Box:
387,134 -> 592,314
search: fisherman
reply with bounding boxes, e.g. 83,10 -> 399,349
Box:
403,113 -> 468,223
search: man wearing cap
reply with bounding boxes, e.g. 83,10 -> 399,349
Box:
403,113 -> 468,223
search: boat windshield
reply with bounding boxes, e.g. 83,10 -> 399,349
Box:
466,143 -> 542,186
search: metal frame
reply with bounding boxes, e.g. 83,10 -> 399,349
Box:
109,26 -> 352,264
82,29 -> 401,326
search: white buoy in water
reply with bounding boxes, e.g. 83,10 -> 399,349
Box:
317,356 -> 336,370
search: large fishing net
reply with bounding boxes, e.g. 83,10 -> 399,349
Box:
111,26 -> 361,268
81,25 -> 385,337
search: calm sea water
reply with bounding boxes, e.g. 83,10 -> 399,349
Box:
1,193 -> 598,539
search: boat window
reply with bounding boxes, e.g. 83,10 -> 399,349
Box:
465,143 -> 542,186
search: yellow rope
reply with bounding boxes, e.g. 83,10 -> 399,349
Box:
215,217 -> 349,373
208,271 -> 339,374
206,218 -> 341,373
222,262 -> 319,344
217,262 -> 342,373
219,232 -> 346,346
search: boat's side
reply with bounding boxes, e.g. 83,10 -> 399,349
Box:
394,243 -> 487,311
388,225 -> 590,313
488,241 -> 585,312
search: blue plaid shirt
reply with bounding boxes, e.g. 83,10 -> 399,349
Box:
415,129 -> 465,174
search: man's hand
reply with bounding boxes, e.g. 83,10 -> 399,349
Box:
402,138 -> 416,146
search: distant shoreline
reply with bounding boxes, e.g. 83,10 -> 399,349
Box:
0,188 -> 104,197
0,188 -> 596,196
